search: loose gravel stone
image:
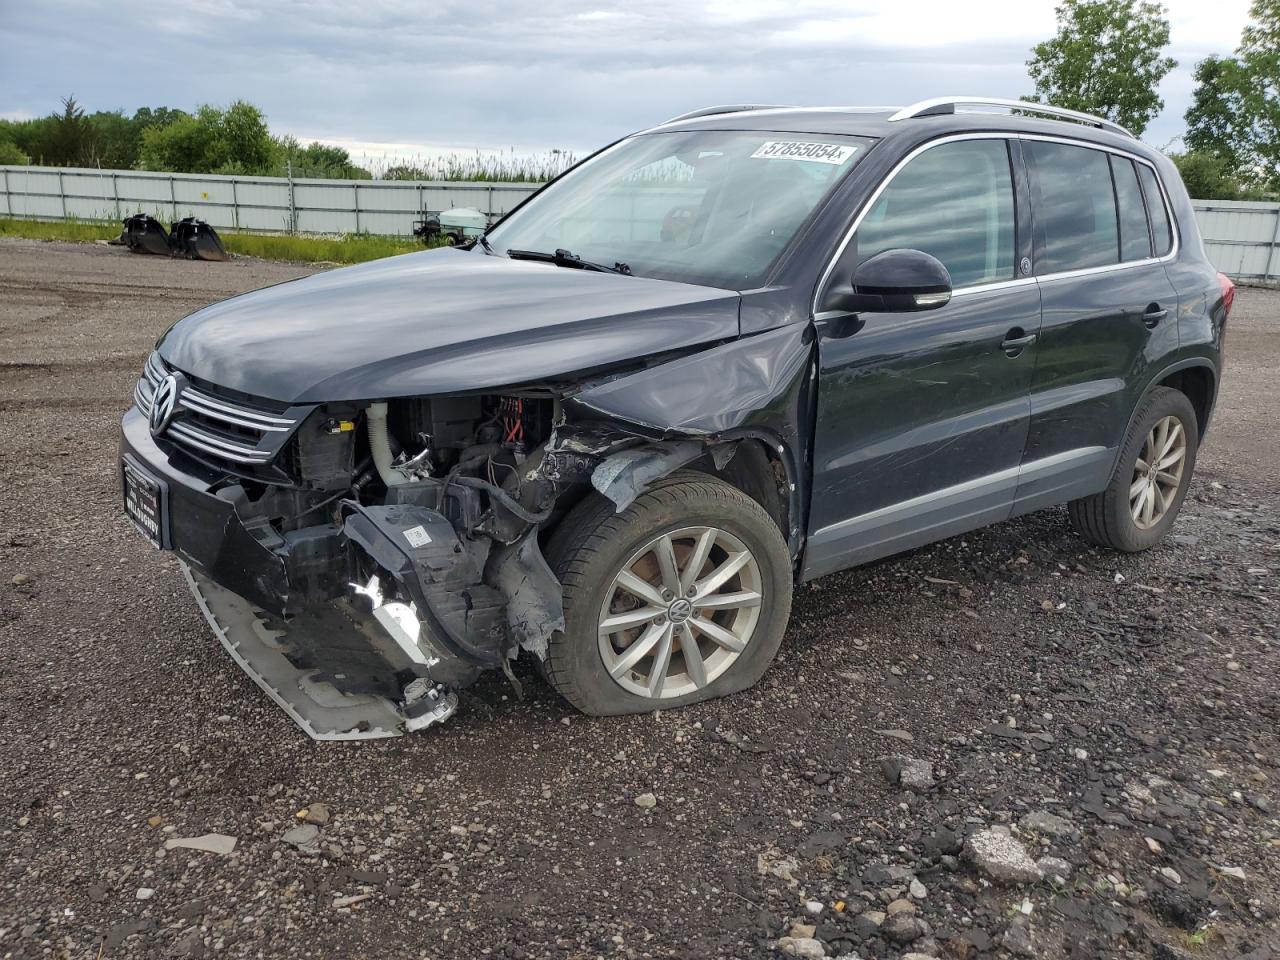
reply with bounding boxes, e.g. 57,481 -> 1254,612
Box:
775,936 -> 825,958
965,829 -> 1044,884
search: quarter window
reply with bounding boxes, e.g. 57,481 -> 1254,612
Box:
1137,163 -> 1174,256
1112,156 -> 1153,261
1028,140 -> 1118,273
854,139 -> 1015,289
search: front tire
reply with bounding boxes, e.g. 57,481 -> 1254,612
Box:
543,472 -> 793,716
1068,386 -> 1199,552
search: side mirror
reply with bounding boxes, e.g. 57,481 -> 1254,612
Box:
823,248 -> 953,314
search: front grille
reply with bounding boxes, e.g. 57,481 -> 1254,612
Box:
135,352 -> 307,472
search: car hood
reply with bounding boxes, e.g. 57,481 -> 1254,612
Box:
156,248 -> 741,404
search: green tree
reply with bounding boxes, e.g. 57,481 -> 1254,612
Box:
1169,151 -> 1259,199
137,101 -> 277,174
212,100 -> 276,173
30,96 -> 100,166
138,109 -> 220,172
132,107 -> 189,132
86,110 -> 140,168
0,139 -> 29,165
1026,0 -> 1177,135
1186,0 -> 1280,187
275,137 -> 371,179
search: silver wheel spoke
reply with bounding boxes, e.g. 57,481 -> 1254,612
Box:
615,569 -> 666,607
1157,449 -> 1184,471
1141,484 -> 1156,524
690,615 -> 747,652
598,525 -> 763,700
679,623 -> 707,689
653,535 -> 682,595
679,528 -> 715,594
646,623 -> 674,697
1129,475 -> 1148,499
692,589 -> 762,612
608,621 -> 665,678
695,550 -> 751,596
1156,469 -> 1180,485
1134,456 -> 1150,473
599,606 -> 665,635
1153,480 -> 1170,514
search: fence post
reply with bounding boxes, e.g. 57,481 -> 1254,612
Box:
58,169 -> 67,220
169,175 -> 177,221
354,182 -> 360,234
1267,207 -> 1280,283
231,178 -> 239,230
111,173 -> 120,220
2,168 -> 10,217
287,161 -> 296,233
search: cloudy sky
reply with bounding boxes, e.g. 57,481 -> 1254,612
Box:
0,0 -> 1254,162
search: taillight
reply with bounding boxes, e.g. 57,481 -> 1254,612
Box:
1218,272 -> 1235,318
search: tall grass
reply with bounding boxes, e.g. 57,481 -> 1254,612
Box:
0,217 -> 434,265
365,147 -> 576,182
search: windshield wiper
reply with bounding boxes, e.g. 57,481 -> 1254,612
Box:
506,247 -> 632,276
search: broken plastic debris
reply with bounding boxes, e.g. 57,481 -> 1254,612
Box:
163,833 -> 238,855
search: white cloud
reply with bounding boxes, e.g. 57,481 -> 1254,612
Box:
0,0 -> 1255,154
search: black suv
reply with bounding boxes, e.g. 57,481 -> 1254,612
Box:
120,97 -> 1234,739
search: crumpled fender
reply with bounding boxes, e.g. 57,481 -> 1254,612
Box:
562,324 -> 816,552
565,323 -> 813,437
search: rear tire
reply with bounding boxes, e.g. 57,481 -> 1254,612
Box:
543,471 -> 792,716
1068,386 -> 1199,552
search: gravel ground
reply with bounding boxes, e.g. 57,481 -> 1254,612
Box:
1,238 -> 1276,960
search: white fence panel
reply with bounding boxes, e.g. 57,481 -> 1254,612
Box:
1191,200 -> 1280,282
0,164 -> 540,237
2,164 -> 1276,281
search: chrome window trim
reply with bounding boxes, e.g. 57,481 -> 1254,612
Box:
811,131 -> 1181,318
1017,133 -> 1180,264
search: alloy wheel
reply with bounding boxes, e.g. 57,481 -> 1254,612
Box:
597,526 -> 763,699
1129,415 -> 1187,530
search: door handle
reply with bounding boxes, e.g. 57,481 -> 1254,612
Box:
1143,303 -> 1168,328
1001,329 -> 1037,356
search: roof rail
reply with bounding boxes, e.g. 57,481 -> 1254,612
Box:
887,96 -> 1134,138
663,104 -> 787,124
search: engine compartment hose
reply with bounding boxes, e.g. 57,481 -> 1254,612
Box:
366,402 -> 408,487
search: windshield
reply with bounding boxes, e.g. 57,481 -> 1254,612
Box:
484,130 -> 873,289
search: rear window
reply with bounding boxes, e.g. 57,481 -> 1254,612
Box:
1137,163 -> 1174,257
1111,155 -> 1153,261
1028,140 -> 1118,274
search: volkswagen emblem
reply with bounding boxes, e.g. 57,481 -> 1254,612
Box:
667,597 -> 694,624
149,373 -> 182,436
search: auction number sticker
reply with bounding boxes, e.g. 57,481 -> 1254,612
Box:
750,141 -> 858,165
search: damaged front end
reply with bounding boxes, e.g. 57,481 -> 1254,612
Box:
143,321 -> 813,740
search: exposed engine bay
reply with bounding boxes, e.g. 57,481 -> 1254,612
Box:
130,318 -> 810,740
184,387 -> 703,738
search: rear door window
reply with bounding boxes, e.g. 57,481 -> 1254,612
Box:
1111,156 -> 1153,261
1137,163 -> 1174,256
1027,140 -> 1118,273
854,138 -> 1015,288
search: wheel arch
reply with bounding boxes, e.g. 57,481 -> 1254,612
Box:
1153,360 -> 1217,438
1109,357 -> 1217,482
